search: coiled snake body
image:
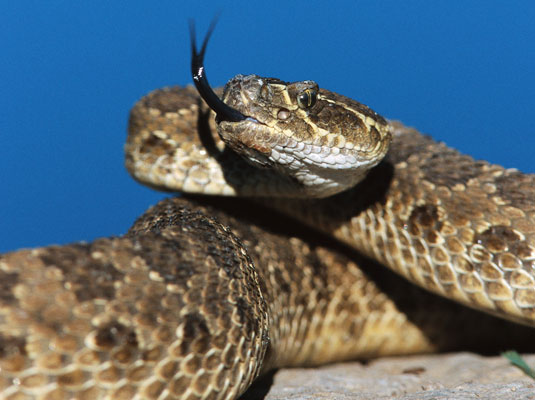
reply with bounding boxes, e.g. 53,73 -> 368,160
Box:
1,24 -> 535,400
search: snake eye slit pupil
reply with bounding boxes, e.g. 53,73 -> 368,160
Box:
297,89 -> 317,109
308,90 -> 317,107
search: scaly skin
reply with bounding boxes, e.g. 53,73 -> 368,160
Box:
1,83 -> 534,399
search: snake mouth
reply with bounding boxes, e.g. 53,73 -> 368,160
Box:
189,19 -> 248,123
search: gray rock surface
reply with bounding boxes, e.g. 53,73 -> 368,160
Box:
242,353 -> 535,399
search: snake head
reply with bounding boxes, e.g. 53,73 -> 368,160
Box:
218,75 -> 392,197
190,20 -> 391,198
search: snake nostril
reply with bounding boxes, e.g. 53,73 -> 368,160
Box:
277,108 -> 290,120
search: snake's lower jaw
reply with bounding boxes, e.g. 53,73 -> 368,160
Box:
294,162 -> 377,198
217,120 -> 380,198
218,120 -> 275,168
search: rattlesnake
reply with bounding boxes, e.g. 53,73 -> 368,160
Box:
1,22 -> 535,400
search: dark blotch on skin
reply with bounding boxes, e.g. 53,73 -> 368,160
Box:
0,335 -> 27,358
179,313 -> 211,356
134,232 -> 197,283
409,205 -> 440,229
183,313 -> 210,340
0,271 -> 19,303
95,322 -> 138,349
139,134 -> 175,157
129,204 -> 250,281
476,225 -> 522,252
39,244 -> 124,302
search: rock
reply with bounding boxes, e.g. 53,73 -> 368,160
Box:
242,353 -> 535,399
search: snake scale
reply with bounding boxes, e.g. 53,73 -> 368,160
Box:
1,22 -> 535,400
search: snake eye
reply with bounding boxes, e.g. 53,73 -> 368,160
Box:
297,89 -> 317,109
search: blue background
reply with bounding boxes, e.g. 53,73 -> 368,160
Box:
2,1 -> 534,252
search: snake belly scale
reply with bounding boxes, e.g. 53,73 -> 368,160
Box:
1,22 -> 535,400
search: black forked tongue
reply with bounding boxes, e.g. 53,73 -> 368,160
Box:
189,19 -> 247,123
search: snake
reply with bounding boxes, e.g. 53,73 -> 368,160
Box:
1,20 -> 535,400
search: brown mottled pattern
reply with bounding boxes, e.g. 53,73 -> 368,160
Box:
1,202 -> 269,399
2,197 -> 533,399
127,85 -> 535,327
2,83 -> 535,399
271,122 -> 535,326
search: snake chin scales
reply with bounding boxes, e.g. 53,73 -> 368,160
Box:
217,74 -> 391,197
